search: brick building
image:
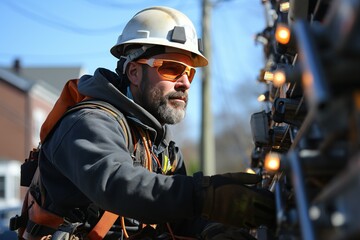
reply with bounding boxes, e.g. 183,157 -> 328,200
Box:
0,69 -> 58,161
0,63 -> 83,205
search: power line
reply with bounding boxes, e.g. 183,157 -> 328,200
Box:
84,0 -> 185,10
0,51 -> 109,58
84,0 -> 163,8
2,1 -> 124,35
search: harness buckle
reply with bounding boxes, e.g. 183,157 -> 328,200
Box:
9,215 -> 26,231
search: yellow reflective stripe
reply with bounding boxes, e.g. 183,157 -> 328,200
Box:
162,154 -> 173,174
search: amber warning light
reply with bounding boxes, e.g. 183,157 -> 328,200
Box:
275,24 -> 291,45
264,152 -> 281,171
273,70 -> 286,87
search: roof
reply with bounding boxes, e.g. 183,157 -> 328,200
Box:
0,68 -> 60,101
1,66 -> 84,95
0,68 -> 34,92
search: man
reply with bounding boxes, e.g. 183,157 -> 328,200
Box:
18,6 -> 274,240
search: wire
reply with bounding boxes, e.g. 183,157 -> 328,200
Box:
0,51 -> 109,58
2,1 -> 124,35
84,0 -> 160,8
120,217 -> 129,238
84,0 -> 184,9
0,40 -> 115,63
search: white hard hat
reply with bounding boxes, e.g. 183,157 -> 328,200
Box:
110,6 -> 208,67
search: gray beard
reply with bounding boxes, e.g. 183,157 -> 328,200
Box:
140,80 -> 187,125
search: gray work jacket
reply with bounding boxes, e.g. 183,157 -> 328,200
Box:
39,68 -> 205,236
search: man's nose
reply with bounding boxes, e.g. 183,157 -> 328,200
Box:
175,74 -> 191,90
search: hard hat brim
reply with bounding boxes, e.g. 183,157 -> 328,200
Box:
111,38 -> 208,67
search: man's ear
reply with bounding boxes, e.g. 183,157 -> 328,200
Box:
126,62 -> 141,86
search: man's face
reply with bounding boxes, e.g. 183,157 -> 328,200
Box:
132,53 -> 194,125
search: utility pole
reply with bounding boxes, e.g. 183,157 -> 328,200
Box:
200,0 -> 216,175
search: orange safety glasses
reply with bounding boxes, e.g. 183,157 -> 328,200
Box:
136,58 -> 196,83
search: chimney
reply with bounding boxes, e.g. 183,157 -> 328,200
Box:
13,58 -> 21,74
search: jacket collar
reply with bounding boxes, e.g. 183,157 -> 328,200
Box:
78,68 -> 167,146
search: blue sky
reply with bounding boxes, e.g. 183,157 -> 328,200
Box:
1,0 -> 266,141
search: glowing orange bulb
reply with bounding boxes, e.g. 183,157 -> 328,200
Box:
273,70 -> 286,87
264,153 -> 281,171
275,24 -> 291,45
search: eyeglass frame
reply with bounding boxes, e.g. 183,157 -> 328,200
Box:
136,58 -> 196,83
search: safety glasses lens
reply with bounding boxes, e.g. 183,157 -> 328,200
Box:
158,61 -> 195,82
188,68 -> 196,82
158,62 -> 185,78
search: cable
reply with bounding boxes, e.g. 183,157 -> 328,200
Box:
84,0 -> 159,8
2,1 -> 124,35
84,0 -> 183,9
0,51 -> 108,57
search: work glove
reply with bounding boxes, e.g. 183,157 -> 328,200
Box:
200,223 -> 257,240
194,172 -> 275,229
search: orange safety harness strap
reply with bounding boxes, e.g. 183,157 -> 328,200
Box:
87,211 -> 119,240
22,193 -> 64,240
40,79 -> 86,143
19,79 -> 133,239
24,192 -> 120,240
16,78 -> 187,239
27,193 -> 63,229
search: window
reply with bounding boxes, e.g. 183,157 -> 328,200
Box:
0,176 -> 5,199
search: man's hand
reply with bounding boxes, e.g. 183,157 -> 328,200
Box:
194,172 -> 275,229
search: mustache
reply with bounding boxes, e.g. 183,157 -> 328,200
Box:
166,91 -> 188,102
